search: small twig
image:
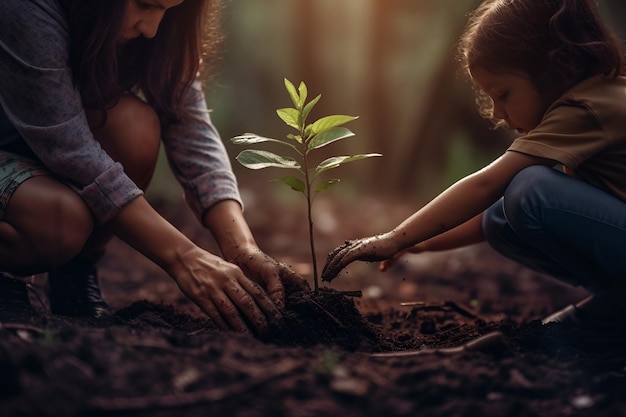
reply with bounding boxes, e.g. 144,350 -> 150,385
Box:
371,331 -> 507,358
372,345 -> 465,358
339,290 -> 362,298
25,281 -> 48,312
438,324 -> 464,337
401,301 -> 477,319
443,301 -> 477,319
0,322 -> 45,334
308,299 -> 345,328
185,328 -> 207,336
55,356 -> 95,379
400,301 -> 426,307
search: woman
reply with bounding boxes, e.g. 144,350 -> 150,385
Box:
0,0 -> 306,333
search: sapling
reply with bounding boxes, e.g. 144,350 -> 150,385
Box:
231,79 -> 381,291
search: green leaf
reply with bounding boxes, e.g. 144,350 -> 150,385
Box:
286,133 -> 303,144
235,149 -> 301,170
274,175 -> 306,193
309,115 -> 358,135
315,153 -> 382,174
307,127 -> 355,151
276,108 -> 300,130
231,133 -> 298,152
302,94 -> 321,125
231,133 -> 275,145
297,82 -> 308,109
303,124 -> 313,140
231,133 -> 283,146
316,179 -> 340,193
284,78 -> 300,109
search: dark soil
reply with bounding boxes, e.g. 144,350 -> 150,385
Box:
1,195 -> 625,417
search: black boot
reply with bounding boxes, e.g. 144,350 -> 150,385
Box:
0,273 -> 37,323
48,257 -> 113,321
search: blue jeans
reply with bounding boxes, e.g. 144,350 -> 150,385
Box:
482,165 -> 626,294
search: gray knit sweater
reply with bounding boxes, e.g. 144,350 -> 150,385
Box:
0,0 -> 241,224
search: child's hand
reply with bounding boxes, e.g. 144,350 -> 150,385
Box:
321,233 -> 398,282
379,244 -> 424,271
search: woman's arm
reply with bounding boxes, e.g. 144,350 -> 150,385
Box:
164,82 -> 308,303
201,200 -> 256,262
109,196 -> 281,333
322,151 -> 555,281
0,0 -> 141,224
161,81 -> 243,222
202,200 -> 308,308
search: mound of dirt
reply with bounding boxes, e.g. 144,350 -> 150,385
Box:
1,198 -> 625,417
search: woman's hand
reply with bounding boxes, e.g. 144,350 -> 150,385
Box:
202,200 -> 309,309
171,246 -> 283,334
321,232 -> 400,283
230,245 -> 310,309
109,198 -> 289,334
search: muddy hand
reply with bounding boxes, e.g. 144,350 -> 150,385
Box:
173,248 -> 282,334
232,246 -> 309,309
321,233 -> 397,282
194,269 -> 280,334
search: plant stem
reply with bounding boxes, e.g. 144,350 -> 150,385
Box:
307,188 -> 319,291
301,141 -> 319,291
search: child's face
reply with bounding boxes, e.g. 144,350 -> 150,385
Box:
119,0 -> 185,43
470,67 -> 551,134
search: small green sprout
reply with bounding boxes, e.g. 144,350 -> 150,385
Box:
231,78 -> 381,290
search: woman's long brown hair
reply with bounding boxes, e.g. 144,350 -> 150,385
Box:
64,0 -> 223,126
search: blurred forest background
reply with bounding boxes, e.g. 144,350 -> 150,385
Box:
147,0 -> 626,210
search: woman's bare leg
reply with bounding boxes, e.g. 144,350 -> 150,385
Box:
46,95 -> 162,318
0,176 -> 93,275
0,95 -> 161,319
82,94 -> 162,256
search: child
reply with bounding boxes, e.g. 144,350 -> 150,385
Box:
0,0 -> 306,332
323,0 -> 626,327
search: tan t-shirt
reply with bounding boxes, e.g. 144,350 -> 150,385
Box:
508,74 -> 626,203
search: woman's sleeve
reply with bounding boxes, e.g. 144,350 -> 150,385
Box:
161,80 -> 242,223
0,0 -> 142,224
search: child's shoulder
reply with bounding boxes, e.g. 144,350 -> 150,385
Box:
554,75 -> 626,115
564,75 -> 626,100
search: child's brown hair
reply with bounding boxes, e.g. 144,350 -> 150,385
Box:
458,0 -> 626,122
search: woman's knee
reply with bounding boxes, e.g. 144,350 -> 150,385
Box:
6,177 -> 93,265
48,191 -> 94,264
87,95 -> 161,188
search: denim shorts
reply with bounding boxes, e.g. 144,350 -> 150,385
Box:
0,150 -> 50,220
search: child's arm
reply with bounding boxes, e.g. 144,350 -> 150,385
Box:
322,151 -> 554,281
379,213 -> 484,271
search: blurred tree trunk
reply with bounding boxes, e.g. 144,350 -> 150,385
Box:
274,1 -> 504,196
366,2 -> 398,177
395,46 -> 507,195
294,1 -> 317,93
388,2 -> 486,195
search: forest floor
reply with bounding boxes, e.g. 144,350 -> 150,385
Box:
1,191 -> 625,417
